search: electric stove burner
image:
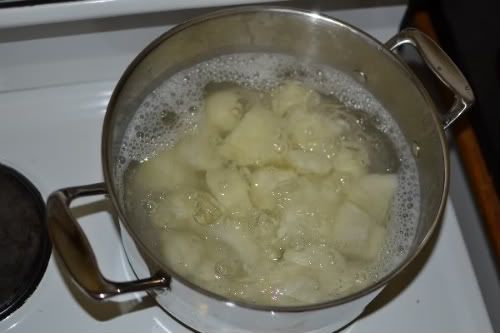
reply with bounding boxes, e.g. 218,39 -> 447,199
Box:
0,163 -> 51,320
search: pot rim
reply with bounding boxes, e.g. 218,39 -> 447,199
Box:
102,5 -> 449,313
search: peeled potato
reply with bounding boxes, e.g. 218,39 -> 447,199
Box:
278,177 -> 340,217
284,244 -> 346,271
325,270 -> 356,296
219,105 -> 286,166
331,201 -> 386,261
133,82 -> 403,306
209,221 -> 260,268
365,224 -> 386,260
267,264 -> 322,304
286,150 -> 333,175
277,177 -> 341,247
316,176 -> 342,221
161,231 -> 206,276
249,167 -> 296,210
131,150 -> 200,193
346,173 -> 397,224
175,126 -> 223,170
204,89 -> 244,133
150,190 -> 194,229
271,81 -> 320,116
332,142 -> 369,176
285,106 -> 344,155
150,189 -> 222,230
206,167 -> 252,212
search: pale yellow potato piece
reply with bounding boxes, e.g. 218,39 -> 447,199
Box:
267,264 -> 322,304
346,173 -> 398,224
150,190 -> 194,229
249,167 -> 296,210
283,244 -> 346,271
271,81 -> 320,116
332,141 -> 370,176
175,126 -> 223,171
209,221 -> 260,268
324,270 -> 357,296
168,190 -> 196,220
277,177 -> 341,247
131,150 -> 200,193
206,167 -> 252,212
138,81 -> 398,306
365,224 -> 386,260
161,231 -> 215,281
191,191 -> 223,225
285,106 -> 344,154
204,89 -> 244,133
277,177 -> 341,216
277,178 -> 321,241
331,201 -> 386,261
286,150 -> 333,175
284,244 -> 350,296
150,189 -> 222,229
219,105 -> 286,166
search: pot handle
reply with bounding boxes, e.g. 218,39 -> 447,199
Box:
47,182 -> 170,300
385,28 -> 474,129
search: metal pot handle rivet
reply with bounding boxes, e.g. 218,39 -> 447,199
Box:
385,28 -> 475,129
47,182 -> 170,300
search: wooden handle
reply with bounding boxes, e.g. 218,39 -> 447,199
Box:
411,11 -> 500,263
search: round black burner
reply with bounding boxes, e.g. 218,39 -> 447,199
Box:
0,163 -> 51,320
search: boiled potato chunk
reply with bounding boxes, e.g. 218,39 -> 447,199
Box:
325,270 -> 357,296
191,191 -> 222,225
206,167 -> 252,212
332,142 -> 369,176
167,190 -> 197,220
219,105 -> 286,166
322,171 -> 353,193
277,178 -> 321,237
204,89 -> 244,133
277,177 -> 341,247
175,126 -> 223,170
131,150 -> 200,193
151,189 -> 221,229
150,189 -> 194,229
286,150 -> 333,175
332,201 -> 386,261
134,81 -> 404,306
285,106 -> 343,154
278,177 -> 341,217
209,221 -> 260,268
365,224 -> 386,260
346,173 -> 397,224
284,244 -> 346,272
284,245 -> 351,296
267,264 -> 322,304
271,81 -> 320,116
249,167 -> 296,210
161,231 -> 215,281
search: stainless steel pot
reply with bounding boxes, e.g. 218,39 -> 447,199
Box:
47,7 -> 474,333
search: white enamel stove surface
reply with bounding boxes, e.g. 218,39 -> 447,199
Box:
0,4 -> 494,333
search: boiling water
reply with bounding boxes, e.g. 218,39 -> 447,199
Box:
117,53 -> 420,305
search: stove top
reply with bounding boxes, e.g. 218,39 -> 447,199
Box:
0,4 -> 493,333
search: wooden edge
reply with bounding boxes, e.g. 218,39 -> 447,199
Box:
411,11 -> 500,263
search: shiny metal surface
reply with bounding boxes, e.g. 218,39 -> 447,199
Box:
46,6 -> 474,331
385,28 -> 474,129
46,183 -> 170,300
102,6 -> 456,311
